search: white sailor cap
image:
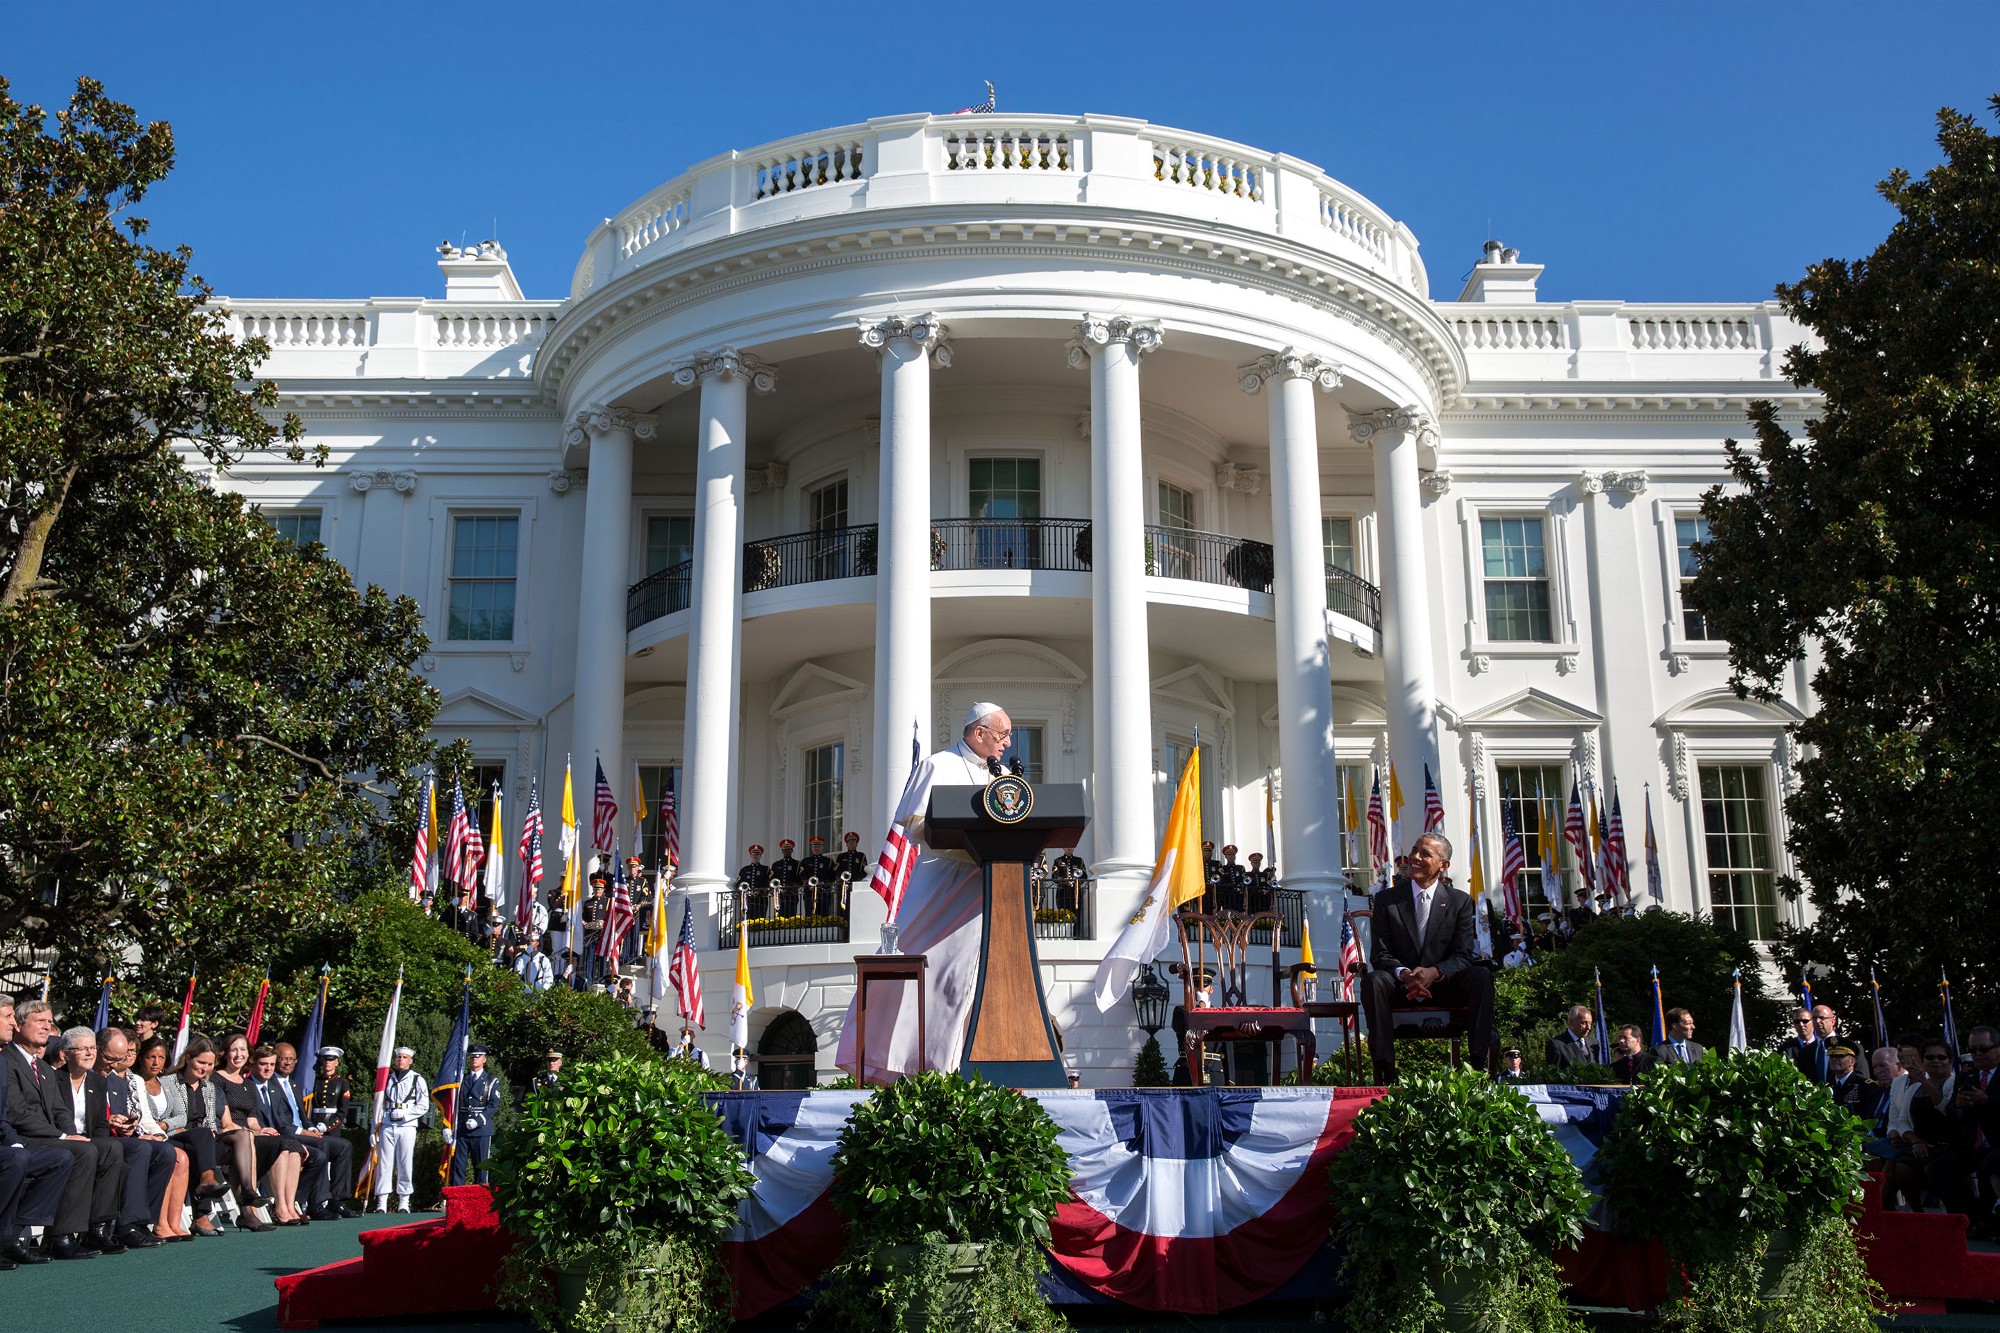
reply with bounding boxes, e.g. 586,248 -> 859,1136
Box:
392,1045 -> 415,1056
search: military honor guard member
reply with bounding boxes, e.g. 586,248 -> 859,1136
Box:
736,844 -> 774,917
307,1047 -> 353,1133
531,1050 -> 563,1094
371,1046 -> 428,1213
450,1045 -> 504,1187
515,931 -> 557,990
802,836 -> 838,914
770,839 -> 804,915
834,832 -> 870,899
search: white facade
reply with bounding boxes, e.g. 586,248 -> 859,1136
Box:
212,114 -> 1816,1082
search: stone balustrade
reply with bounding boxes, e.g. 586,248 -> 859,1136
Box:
221,297 -> 564,378
1445,301 -> 1810,382
575,114 -> 1427,300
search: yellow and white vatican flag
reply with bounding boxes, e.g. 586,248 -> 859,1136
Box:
1093,748 -> 1204,1011
482,782 -> 506,913
730,922 -> 754,1070
558,756 -> 580,915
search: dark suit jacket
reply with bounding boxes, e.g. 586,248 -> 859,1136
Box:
1653,1039 -> 1708,1065
1368,876 -> 1477,981
1546,1029 -> 1593,1067
1780,1036 -> 1830,1083
3,1044 -> 70,1140
55,1069 -> 114,1139
1944,1066 -> 2000,1150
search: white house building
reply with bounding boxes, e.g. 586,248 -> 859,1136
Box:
212,113 -> 1816,1083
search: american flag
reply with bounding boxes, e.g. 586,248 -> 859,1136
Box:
1563,779 -> 1594,898
1602,790 -> 1629,907
442,775 -> 483,889
592,759 -> 619,853
953,80 -> 996,114
670,898 -> 704,1028
600,842 -> 635,961
1422,765 -> 1446,834
517,778 -> 545,928
660,781 -> 679,871
1365,771 -> 1389,876
1499,801 -> 1528,927
1337,914 -> 1362,1002
408,774 -> 433,902
869,733 -> 925,922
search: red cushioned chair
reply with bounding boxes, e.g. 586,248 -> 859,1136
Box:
1169,908 -> 1315,1087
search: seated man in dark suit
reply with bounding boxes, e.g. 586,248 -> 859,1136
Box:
1545,1005 -> 1597,1068
5,1000 -> 121,1259
1652,1007 -> 1707,1065
0,1003 -> 73,1268
1359,833 -> 1494,1083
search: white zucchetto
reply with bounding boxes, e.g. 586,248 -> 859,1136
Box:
962,701 -> 1004,732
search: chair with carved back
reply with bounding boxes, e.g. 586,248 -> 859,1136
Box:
1168,909 -> 1315,1087
1344,906 -> 1479,1070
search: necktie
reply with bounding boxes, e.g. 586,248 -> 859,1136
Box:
1414,888 -> 1432,943
1676,1041 -> 1688,1062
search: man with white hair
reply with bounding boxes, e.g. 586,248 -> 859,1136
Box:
836,701 -> 1016,1082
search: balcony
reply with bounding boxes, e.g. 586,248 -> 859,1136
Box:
626,519 -> 1384,634
1032,870 -> 1095,941
1179,886 -> 1306,948
719,882 -> 851,948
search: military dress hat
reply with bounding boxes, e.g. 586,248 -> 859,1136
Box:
468,1043 -> 488,1056
1502,1046 -> 1523,1058
544,1049 -> 563,1060
779,838 -> 795,850
748,844 -> 765,855
1222,844 -> 1238,855
844,832 -> 860,844
810,835 -> 826,846
1829,1044 -> 1857,1058
1202,841 -> 1215,851
1248,852 -> 1263,863
317,1046 -> 344,1059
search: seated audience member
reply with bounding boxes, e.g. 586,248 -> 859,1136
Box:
1826,1044 -> 1881,1121
1545,1005 -> 1596,1067
128,1036 -> 192,1239
4,999 -> 121,1259
69,1027 -> 174,1251
0,999 -> 74,1267
1871,1046 -> 1923,1210
213,1033 -> 306,1227
1652,1009 -> 1707,1065
132,1007 -> 166,1047
1611,1025 -> 1655,1083
1359,835 -> 1494,1083
262,1044 -> 354,1220
1779,1007 -> 1829,1083
1931,1025 -> 2000,1237
165,1036 -> 256,1236
1498,1047 -> 1526,1081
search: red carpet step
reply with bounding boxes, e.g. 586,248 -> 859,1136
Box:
274,1187 -> 516,1329
1854,1172 -> 2000,1314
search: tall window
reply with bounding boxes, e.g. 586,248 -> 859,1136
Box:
448,516 -> 519,641
1324,516 -> 1359,620
1160,737 -> 1214,843
808,479 -> 850,580
1480,516 -> 1552,642
645,515 -> 693,576
1002,725 -> 1046,784
969,458 -> 1041,519
1337,762 -> 1372,883
1676,515 -> 1714,639
635,764 -> 682,870
802,742 -> 845,849
1495,765 -> 1568,909
1700,764 -> 1778,940
268,511 -> 322,547
1155,482 -> 1196,577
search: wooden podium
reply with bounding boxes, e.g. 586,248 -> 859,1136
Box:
926,778 -> 1087,1088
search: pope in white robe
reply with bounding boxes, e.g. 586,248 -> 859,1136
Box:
836,702 -> 1014,1082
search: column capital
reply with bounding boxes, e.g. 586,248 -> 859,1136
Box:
669,346 -> 778,394
1237,347 -> 1342,394
563,404 -> 657,450
1065,314 -> 1163,367
1346,405 -> 1438,449
1577,469 -> 1606,496
347,468 -> 418,495
858,312 -> 953,367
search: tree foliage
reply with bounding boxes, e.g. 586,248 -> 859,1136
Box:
0,77 -> 438,1001
1686,96 -> 2000,1031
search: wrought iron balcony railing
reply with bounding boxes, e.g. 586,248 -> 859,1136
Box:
627,559 -> 691,630
1178,885 -> 1305,948
719,880 -> 852,947
1144,524 -> 1275,591
930,516 -> 1092,572
1032,870 -> 1094,941
744,524 -> 879,592
1326,564 -> 1382,630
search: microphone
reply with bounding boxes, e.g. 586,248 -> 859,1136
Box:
987,755 -> 1005,777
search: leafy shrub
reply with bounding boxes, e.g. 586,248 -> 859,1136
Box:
1329,1064 -> 1592,1331
829,1070 -> 1072,1246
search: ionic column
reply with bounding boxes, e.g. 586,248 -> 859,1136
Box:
1351,406 -> 1441,850
860,314 -> 952,860
566,405 -> 653,859
1240,349 -> 1346,898
1067,315 -> 1162,901
673,347 -> 775,944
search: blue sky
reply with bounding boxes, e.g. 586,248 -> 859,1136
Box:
10,2 -> 1997,305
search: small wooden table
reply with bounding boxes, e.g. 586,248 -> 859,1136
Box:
852,953 -> 927,1086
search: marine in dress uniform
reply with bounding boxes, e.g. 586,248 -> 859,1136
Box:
1201,841 -> 1221,902
801,836 -> 838,915
770,840 -> 804,916
1050,849 -> 1087,915
1216,844 -> 1248,912
307,1048 -> 354,1134
372,1047 -> 428,1213
1246,851 -> 1274,913
736,845 -> 773,917
834,833 -> 870,904
450,1046 -> 504,1187
580,874 -> 610,981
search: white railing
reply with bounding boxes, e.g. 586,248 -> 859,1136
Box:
236,309 -> 370,349
752,137 -> 867,200
943,125 -> 1075,172
1447,312 -> 1568,351
1150,137 -> 1264,201
434,309 -> 556,349
620,184 -> 692,260
1628,312 -> 1761,351
1319,190 -> 1390,263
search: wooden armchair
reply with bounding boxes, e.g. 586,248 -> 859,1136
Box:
1344,907 -> 1479,1070
1168,909 -> 1315,1087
